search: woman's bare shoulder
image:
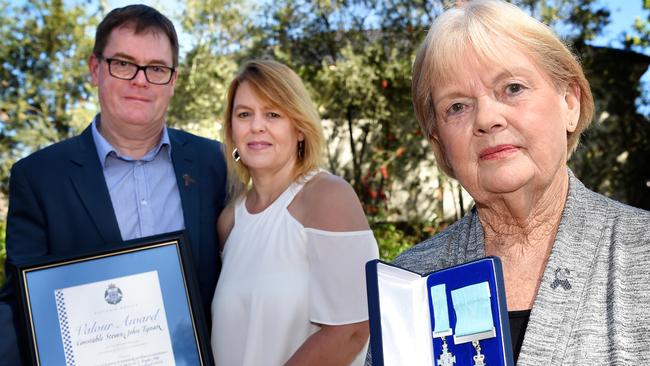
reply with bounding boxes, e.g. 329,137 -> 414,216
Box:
297,172 -> 370,232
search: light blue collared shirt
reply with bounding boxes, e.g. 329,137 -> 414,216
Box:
91,116 -> 185,241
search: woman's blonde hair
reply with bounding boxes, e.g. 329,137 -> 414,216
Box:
222,59 -> 325,197
412,0 -> 594,177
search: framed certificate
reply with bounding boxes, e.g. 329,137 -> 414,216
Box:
13,231 -> 214,366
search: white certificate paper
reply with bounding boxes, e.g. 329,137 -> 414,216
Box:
54,271 -> 176,365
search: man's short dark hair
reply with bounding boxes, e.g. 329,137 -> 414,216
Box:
93,4 -> 179,67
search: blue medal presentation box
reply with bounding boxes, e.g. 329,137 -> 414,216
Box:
366,257 -> 514,366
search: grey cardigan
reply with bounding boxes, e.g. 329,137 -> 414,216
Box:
391,171 -> 650,365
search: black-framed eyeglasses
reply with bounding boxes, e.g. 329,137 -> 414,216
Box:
98,55 -> 176,85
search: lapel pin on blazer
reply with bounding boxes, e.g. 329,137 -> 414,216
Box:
183,174 -> 196,187
550,267 -> 572,290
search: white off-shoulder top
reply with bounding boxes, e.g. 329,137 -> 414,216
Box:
211,171 -> 379,366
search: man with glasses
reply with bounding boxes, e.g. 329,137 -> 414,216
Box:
0,5 -> 227,364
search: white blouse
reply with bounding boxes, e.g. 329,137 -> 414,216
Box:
211,172 -> 379,365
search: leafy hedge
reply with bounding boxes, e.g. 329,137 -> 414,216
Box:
371,220 -> 447,261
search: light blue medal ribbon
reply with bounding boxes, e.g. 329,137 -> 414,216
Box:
430,284 -> 455,366
451,281 -> 495,366
430,284 -> 451,335
451,281 -> 495,339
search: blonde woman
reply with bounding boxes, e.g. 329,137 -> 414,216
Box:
211,59 -> 379,366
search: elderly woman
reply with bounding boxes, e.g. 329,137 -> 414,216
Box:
394,0 -> 650,364
211,59 -> 379,365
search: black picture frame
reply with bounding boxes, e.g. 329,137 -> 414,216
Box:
13,231 -> 214,366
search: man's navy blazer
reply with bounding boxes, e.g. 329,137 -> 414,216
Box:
0,123 -> 227,364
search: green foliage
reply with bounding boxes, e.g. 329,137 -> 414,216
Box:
168,0 -> 259,137
372,223 -> 418,262
244,0 -> 437,220
619,1 -> 650,52
371,220 -> 447,261
513,0 -> 610,36
0,0 -> 98,195
167,46 -> 238,138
